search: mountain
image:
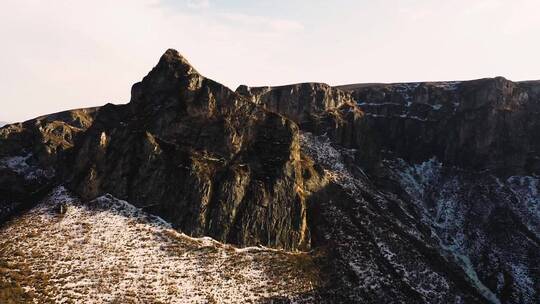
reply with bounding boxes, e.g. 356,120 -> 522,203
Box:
0,49 -> 538,303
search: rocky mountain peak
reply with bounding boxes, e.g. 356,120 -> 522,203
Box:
154,48 -> 200,80
130,49 -> 205,107
47,49 -> 316,252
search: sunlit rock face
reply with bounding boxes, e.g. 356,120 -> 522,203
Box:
236,83 -> 378,171
1,49 -> 539,303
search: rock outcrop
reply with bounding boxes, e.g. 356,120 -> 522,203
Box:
239,79 -> 540,177
236,83 -> 380,170
0,108 -> 98,221
62,50 -> 312,250
338,78 -> 540,176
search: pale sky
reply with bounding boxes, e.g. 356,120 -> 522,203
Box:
1,0 -> 540,122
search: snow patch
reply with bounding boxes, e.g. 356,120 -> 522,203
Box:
300,134 -> 456,301
0,153 -> 54,181
393,158 -> 502,304
506,176 -> 540,235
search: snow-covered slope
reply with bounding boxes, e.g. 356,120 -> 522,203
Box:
391,159 -> 539,303
0,187 -> 320,303
300,132 -> 539,303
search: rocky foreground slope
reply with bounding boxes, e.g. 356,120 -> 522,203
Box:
0,187 -> 319,303
0,49 -> 539,303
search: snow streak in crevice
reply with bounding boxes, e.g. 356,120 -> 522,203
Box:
392,158 -> 540,304
300,133 -> 458,302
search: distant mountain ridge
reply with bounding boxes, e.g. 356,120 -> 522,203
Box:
0,49 -> 538,303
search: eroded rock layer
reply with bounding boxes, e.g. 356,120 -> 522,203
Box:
339,79 -> 540,176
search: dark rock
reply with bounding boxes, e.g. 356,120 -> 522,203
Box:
55,203 -> 68,215
338,78 -> 540,176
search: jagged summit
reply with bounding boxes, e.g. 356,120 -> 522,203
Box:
130,49 -> 206,106
154,48 -> 200,78
63,49 -> 314,251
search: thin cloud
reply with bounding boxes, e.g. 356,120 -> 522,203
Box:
187,0 -> 210,9
218,12 -> 304,33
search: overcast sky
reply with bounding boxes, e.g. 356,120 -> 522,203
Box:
1,0 -> 540,122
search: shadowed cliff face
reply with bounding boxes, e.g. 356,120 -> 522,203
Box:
1,49 -> 539,303
298,134 -> 539,303
240,79 -> 540,177
340,78 -> 540,176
